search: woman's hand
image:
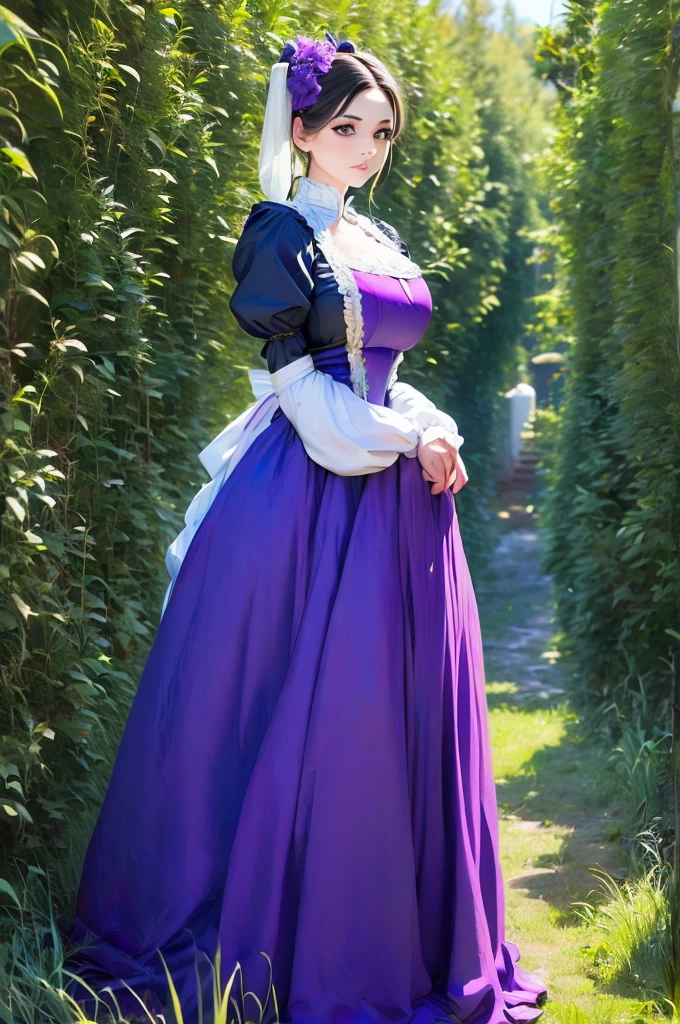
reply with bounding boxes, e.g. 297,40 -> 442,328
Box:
417,434 -> 459,495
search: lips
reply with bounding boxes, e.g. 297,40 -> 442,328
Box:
352,162 -> 368,170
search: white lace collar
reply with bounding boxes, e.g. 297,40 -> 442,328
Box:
283,176 -> 423,400
284,176 -> 422,279
284,175 -> 351,234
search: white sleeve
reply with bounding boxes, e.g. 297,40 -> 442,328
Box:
387,365 -> 469,493
387,378 -> 464,453
271,356 -> 421,476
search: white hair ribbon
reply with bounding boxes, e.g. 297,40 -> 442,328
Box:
258,62 -> 306,203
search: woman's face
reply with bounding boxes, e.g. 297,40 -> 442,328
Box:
292,86 -> 394,195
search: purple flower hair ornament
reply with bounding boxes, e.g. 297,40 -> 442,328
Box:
259,32 -> 356,205
279,31 -> 357,111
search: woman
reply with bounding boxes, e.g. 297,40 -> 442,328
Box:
65,32 -> 548,1024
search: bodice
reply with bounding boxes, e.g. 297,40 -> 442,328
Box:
305,255 -> 433,405
229,176 -> 433,403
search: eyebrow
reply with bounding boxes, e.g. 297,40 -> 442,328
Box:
335,115 -> 393,125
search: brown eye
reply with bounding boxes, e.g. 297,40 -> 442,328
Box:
333,124 -> 393,139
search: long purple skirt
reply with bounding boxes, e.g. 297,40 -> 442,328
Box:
65,406 -> 547,1024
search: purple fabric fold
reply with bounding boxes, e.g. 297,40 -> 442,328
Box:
65,411 -> 547,1024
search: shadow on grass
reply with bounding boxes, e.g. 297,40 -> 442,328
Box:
486,687 -> 672,1011
487,683 -> 629,928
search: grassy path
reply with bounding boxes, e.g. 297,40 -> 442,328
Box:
473,481 -> 648,1024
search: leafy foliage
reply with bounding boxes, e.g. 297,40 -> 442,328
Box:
534,0 -> 680,728
0,0 -> 546,888
531,7 -> 680,1001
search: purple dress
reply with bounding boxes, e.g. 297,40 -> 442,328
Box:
65,185 -> 547,1024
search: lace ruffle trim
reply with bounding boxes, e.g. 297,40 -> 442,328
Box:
316,228 -> 368,400
343,211 -> 423,279
312,223 -> 422,400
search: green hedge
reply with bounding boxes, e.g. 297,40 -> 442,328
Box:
535,0 -> 680,764
0,0 -> 545,868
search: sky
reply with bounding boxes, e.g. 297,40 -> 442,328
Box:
490,0 -> 568,28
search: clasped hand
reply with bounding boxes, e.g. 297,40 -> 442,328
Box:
418,435 -> 459,495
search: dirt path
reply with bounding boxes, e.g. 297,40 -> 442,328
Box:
470,465 -> 642,1023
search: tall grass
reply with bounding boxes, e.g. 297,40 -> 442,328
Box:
1,862 -> 280,1024
572,834 -> 677,1018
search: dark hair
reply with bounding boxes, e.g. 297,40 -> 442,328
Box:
290,49 -> 406,207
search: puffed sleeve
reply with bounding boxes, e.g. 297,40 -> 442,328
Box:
229,203 -> 314,373
229,202 -> 425,477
